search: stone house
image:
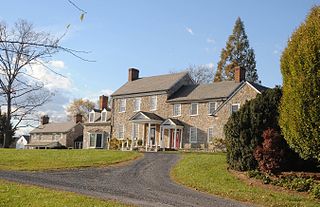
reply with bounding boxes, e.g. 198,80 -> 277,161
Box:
110,67 -> 268,151
27,115 -> 83,149
82,95 -> 112,149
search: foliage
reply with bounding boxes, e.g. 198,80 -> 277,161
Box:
172,153 -> 319,206
225,88 -> 282,171
214,17 -> 258,82
279,6 -> 320,161
311,184 -> 320,199
109,138 -> 122,150
0,113 -> 14,147
254,128 -> 287,173
185,64 -> 214,84
209,137 -> 226,152
0,179 -> 128,207
0,149 -> 140,171
66,98 -> 95,122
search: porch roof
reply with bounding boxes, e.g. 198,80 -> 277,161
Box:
129,111 -> 164,124
161,118 -> 184,128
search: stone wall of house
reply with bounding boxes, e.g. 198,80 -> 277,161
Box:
29,132 -> 67,146
65,124 -> 84,148
83,123 -> 111,149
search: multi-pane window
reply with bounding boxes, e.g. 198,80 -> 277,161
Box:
173,104 -> 181,116
150,96 -> 157,111
89,133 -> 103,148
207,127 -> 214,143
134,98 -> 141,112
132,123 -> 139,139
117,125 -> 124,139
119,99 -> 126,112
101,110 -> 107,122
208,102 -> 218,114
190,127 -> 197,143
231,103 -> 240,113
89,111 -> 95,123
190,103 -> 198,116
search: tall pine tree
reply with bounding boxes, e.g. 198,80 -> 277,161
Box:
214,17 -> 258,82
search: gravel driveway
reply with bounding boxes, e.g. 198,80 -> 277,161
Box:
0,152 -> 251,207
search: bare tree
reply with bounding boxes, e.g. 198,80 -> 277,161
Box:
0,20 -> 86,147
183,64 -> 214,84
66,98 -> 95,122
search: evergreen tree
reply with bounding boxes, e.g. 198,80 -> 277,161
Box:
214,17 -> 258,82
279,6 -> 320,161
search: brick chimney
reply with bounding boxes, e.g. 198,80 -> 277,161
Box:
235,66 -> 246,83
74,114 -> 83,123
99,95 -> 108,110
41,115 -> 49,125
128,68 -> 139,82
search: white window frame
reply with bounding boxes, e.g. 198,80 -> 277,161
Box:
207,127 -> 214,143
208,102 -> 218,115
173,104 -> 181,117
117,124 -> 125,139
190,103 -> 198,116
131,123 -> 139,139
231,103 -> 240,114
119,99 -> 126,113
101,109 -> 107,122
150,96 -> 157,111
133,98 -> 141,112
89,133 -> 104,148
189,127 -> 197,143
89,111 -> 95,123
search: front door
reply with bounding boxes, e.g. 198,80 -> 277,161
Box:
150,127 -> 156,146
170,129 -> 180,149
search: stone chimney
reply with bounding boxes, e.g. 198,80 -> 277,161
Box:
128,68 -> 139,82
235,66 -> 246,83
41,115 -> 49,125
75,114 -> 83,123
99,95 -> 108,110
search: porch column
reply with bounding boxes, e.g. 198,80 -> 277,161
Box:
160,126 -> 164,148
121,141 -> 124,151
168,129 -> 171,148
155,126 -> 158,152
147,123 -> 151,151
130,136 -> 133,150
174,128 -> 177,149
180,129 -> 183,149
142,124 -> 145,146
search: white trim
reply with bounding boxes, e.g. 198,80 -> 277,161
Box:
190,103 -> 198,116
131,123 -> 139,139
207,127 -> 214,143
150,95 -> 157,111
88,133 -> 104,148
101,109 -> 107,122
119,99 -> 126,113
117,124 -> 125,139
89,111 -> 95,123
173,104 -> 181,117
133,98 -> 141,112
189,127 -> 197,143
231,103 -> 240,114
246,81 -> 262,94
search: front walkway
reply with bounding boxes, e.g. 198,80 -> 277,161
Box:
0,153 -> 250,207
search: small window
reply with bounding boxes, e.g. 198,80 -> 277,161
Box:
89,133 -> 95,147
190,103 -> 198,116
231,103 -> 240,113
119,99 -> 126,112
118,125 -> 124,139
132,123 -> 139,139
190,127 -> 197,143
133,98 -> 141,112
208,102 -> 218,114
89,111 -> 95,123
101,110 -> 107,122
208,127 -> 214,143
150,96 -> 157,111
173,104 -> 181,116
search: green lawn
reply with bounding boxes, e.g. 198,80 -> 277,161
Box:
0,149 -> 141,171
0,179 -> 130,207
171,153 -> 320,207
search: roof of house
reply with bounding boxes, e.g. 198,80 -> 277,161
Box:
112,72 -> 189,96
20,135 -> 30,142
30,122 -> 79,134
129,111 -> 164,122
168,81 -> 242,102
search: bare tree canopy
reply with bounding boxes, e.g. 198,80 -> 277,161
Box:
66,98 -> 95,122
0,19 -> 79,147
183,64 -> 214,84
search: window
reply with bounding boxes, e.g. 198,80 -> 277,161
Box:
133,98 -> 141,112
207,127 -> 214,143
119,99 -> 126,112
52,133 -> 61,141
190,127 -> 197,143
150,96 -> 157,111
132,123 -> 139,139
208,102 -> 218,114
173,104 -> 181,116
117,125 -> 124,139
89,133 -> 104,148
190,103 -> 198,116
231,103 -> 240,113
89,111 -> 95,123
101,110 -> 107,122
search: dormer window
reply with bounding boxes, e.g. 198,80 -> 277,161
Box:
134,98 -> 141,112
101,109 -> 107,122
89,111 -> 95,123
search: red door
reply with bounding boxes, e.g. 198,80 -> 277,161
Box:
170,129 -> 180,149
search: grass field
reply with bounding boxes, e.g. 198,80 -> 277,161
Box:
171,153 -> 320,207
0,149 -> 141,171
0,179 -> 130,207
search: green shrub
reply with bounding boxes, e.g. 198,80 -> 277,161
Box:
109,138 -> 121,150
311,184 -> 320,199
